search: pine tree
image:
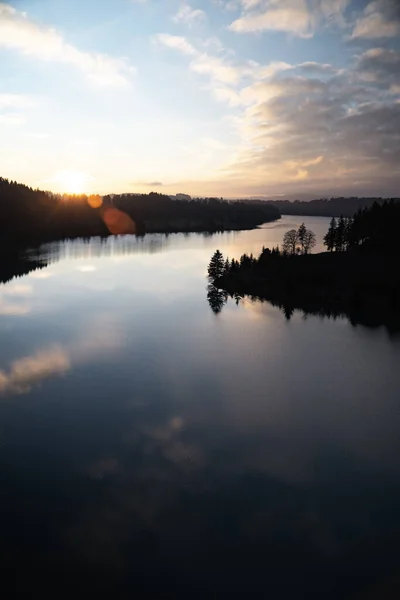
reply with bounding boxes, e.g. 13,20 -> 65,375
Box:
207,250 -> 225,280
343,217 -> 353,251
335,215 -> 346,251
224,258 -> 230,274
323,217 -> 337,252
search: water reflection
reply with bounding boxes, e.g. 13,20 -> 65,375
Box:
0,346 -> 70,396
0,247 -> 47,285
206,284 -> 227,314
29,231 -> 209,264
207,287 -> 400,334
0,218 -> 399,598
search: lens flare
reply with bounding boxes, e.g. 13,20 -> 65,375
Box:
87,195 -> 103,209
101,207 -> 136,235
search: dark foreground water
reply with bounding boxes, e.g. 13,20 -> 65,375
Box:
1,217 -> 400,599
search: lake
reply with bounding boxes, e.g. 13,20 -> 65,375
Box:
1,215 -> 399,599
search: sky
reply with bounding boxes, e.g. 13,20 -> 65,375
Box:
0,0 -> 399,198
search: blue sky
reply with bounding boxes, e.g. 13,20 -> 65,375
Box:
0,0 -> 399,197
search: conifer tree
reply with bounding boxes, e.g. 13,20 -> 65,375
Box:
323,217 -> 337,252
207,250 -> 225,280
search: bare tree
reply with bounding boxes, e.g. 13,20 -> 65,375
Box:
303,230 -> 316,254
282,229 -> 299,255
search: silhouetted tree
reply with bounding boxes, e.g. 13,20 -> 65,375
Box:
224,258 -> 230,273
303,229 -> 316,254
208,249 -> 225,280
282,224 -> 316,255
323,217 -> 337,252
335,215 -> 346,251
282,229 -> 298,255
265,196 -> 398,218
297,223 -> 307,254
344,217 -> 353,251
230,258 -> 239,273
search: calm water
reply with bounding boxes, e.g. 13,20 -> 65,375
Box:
1,216 -> 400,599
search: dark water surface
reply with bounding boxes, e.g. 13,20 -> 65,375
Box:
1,217 -> 400,598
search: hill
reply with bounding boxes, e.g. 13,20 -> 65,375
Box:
265,197 -> 400,218
0,178 -> 280,246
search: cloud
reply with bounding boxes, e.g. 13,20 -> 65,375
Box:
0,113 -> 25,125
173,4 -> 206,25
4,284 -> 33,296
191,53 -> 242,84
132,181 -> 164,187
230,0 -> 314,37
154,10 -> 399,196
0,93 -> 31,125
229,0 -> 350,37
0,3 -> 135,86
0,346 -> 70,395
154,34 -> 243,84
351,0 -> 400,39
0,93 -> 32,109
357,47 -> 400,89
154,33 -> 197,55
0,311 -> 126,397
352,12 -> 398,38
216,50 -> 400,195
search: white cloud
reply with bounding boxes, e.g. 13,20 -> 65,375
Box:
0,3 -> 135,86
230,1 -> 313,37
0,93 -> 32,109
173,4 -> 206,25
155,34 -> 289,87
191,53 -> 242,84
154,33 -> 197,55
0,94 -> 32,126
230,0 -> 350,37
0,113 -> 25,125
155,34 -> 243,84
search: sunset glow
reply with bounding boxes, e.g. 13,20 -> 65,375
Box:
0,0 -> 399,197
54,171 -> 88,195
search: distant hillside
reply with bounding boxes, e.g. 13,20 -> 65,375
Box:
0,178 -> 280,247
265,197 -> 400,218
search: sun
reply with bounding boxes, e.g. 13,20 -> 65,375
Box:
55,170 -> 88,194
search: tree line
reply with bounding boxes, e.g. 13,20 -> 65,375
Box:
207,201 -> 400,283
207,223 -> 317,281
266,196 -> 400,218
206,201 -> 400,329
323,201 -> 400,254
0,177 -> 280,247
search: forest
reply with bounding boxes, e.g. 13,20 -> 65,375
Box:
266,196 -> 400,218
207,202 -> 400,332
0,178 -> 280,247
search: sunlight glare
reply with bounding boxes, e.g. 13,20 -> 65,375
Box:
54,170 -> 88,194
